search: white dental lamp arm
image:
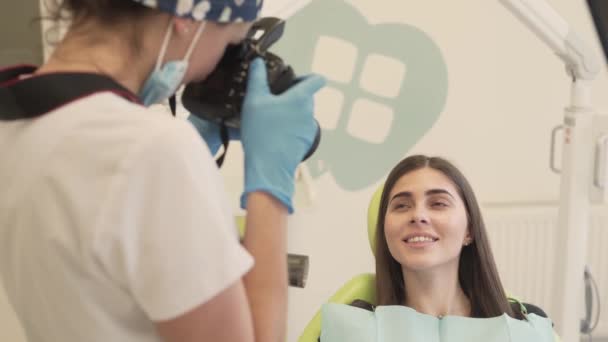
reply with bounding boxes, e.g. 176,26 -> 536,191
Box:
498,1 -> 605,342
499,0 -> 601,81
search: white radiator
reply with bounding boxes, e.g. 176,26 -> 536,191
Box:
483,204 -> 608,337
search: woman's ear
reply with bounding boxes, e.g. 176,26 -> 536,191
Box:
173,17 -> 194,36
463,229 -> 473,246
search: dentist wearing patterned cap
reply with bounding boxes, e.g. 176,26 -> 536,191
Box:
0,0 -> 325,342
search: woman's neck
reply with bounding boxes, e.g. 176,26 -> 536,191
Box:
37,22 -> 158,95
402,265 -> 471,318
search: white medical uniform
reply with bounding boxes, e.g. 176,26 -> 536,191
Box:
0,92 -> 253,342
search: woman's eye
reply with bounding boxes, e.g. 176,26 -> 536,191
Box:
393,203 -> 409,210
431,202 -> 447,207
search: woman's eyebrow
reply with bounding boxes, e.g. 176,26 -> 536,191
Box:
425,188 -> 455,199
390,188 -> 455,203
389,191 -> 412,203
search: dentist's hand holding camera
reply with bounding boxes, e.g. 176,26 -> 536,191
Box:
190,56 -> 326,341
190,58 -> 326,212
240,58 -> 326,213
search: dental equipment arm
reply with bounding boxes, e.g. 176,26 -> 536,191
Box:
499,0 -> 601,80
499,1 -> 603,342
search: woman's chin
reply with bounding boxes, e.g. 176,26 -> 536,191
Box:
399,255 -> 441,272
403,262 -> 437,272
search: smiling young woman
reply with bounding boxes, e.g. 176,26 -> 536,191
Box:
374,155 -> 524,320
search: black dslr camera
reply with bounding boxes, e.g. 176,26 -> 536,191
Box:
182,17 -> 320,161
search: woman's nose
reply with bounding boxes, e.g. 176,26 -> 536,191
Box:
409,207 -> 429,224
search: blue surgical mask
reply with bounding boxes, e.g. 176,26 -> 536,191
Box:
139,20 -> 206,106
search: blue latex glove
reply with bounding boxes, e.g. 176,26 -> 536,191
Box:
240,58 -> 326,213
188,114 -> 240,156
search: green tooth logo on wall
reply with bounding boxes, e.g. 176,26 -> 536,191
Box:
273,0 -> 449,191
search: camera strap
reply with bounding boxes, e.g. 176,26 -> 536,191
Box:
216,124 -> 229,167
0,67 -> 232,165
0,65 -> 232,168
169,94 -> 229,168
0,65 -> 140,120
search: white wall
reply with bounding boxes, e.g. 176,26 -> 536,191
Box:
2,0 -> 606,341
0,284 -> 25,342
275,0 -> 608,340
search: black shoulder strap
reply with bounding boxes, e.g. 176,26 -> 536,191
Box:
0,66 -> 140,120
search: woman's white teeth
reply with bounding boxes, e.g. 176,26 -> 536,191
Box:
407,236 -> 436,243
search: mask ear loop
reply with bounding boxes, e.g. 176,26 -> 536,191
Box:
158,18 -> 206,72
183,21 -> 207,60
160,20 -> 177,114
156,20 -> 175,71
167,21 -> 228,167
168,21 -> 206,117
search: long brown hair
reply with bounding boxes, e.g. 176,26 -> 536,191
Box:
375,155 -> 523,319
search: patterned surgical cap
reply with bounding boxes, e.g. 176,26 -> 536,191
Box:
133,0 -> 263,22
